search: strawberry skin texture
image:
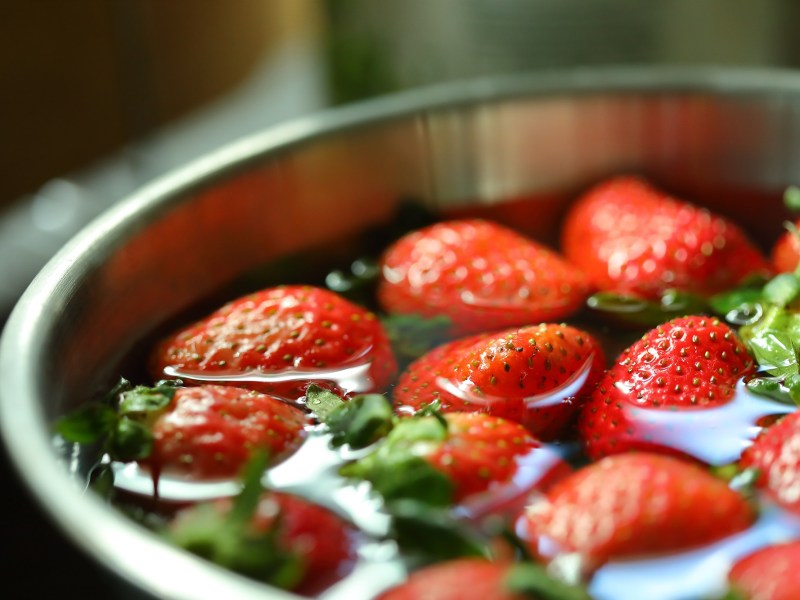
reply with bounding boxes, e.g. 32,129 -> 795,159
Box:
378,219 -> 590,336
394,323 -> 606,440
740,411 -> 800,514
562,176 -> 771,300
579,315 -> 755,460
378,560 -> 527,600
728,541 -> 800,600
151,285 -> 397,400
771,220 -> 800,273
524,452 -> 756,567
148,385 -> 307,479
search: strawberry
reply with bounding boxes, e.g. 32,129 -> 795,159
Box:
377,559 -> 592,600
150,285 -> 397,401
523,452 -> 756,569
57,382 -> 308,481
378,219 -> 589,336
726,541 -> 800,600
578,315 -> 757,461
561,176 -> 771,300
771,220 -> 800,273
340,411 -> 570,512
739,411 -> 800,515
393,323 -> 606,440
167,456 -> 355,595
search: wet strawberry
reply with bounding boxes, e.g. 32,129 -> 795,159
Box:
562,176 -> 771,300
378,219 -> 589,336
771,220 -> 800,273
377,559 -> 592,600
150,285 -> 397,401
341,411 -> 569,512
579,316 -> 757,461
147,384 -> 307,480
168,490 -> 355,595
394,323 -> 606,440
523,452 -> 756,569
726,541 -> 800,600
739,411 -> 800,515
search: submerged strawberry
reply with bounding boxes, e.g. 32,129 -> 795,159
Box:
579,316 -> 759,462
341,411 -> 569,513
394,323 -> 605,440
562,176 -> 771,300
523,452 -> 756,569
150,285 -> 397,401
726,541 -> 800,600
167,454 -> 355,595
739,411 -> 800,515
377,559 -> 592,600
378,219 -> 589,336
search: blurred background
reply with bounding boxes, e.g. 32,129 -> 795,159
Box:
3,0 -> 800,596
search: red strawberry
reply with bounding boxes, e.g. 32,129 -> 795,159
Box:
394,323 -> 606,440
168,490 -> 355,595
562,176 -> 771,300
726,541 -> 800,600
377,559 -> 591,600
523,452 -> 756,569
341,411 -> 570,514
378,219 -> 589,336
150,285 -> 397,401
771,220 -> 800,273
579,315 -> 757,461
147,384 -> 307,480
739,411 -> 800,514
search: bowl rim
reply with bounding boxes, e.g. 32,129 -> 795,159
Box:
4,65 -> 800,600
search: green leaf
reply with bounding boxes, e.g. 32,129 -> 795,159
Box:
746,329 -> 798,378
413,400 -> 448,429
305,385 -> 346,421
119,385 -> 175,422
785,185 -> 800,212
325,394 -> 394,449
386,500 -> 489,563
746,376 -> 800,406
709,288 -> 764,325
54,404 -> 117,443
586,290 -> 707,328
229,450 -> 270,527
109,417 -> 154,461
763,273 -> 800,307
504,563 -> 593,600
88,462 -> 116,499
382,313 -> 453,364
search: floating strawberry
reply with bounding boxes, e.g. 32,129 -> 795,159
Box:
394,323 -> 606,440
166,454 -> 355,595
562,176 -> 771,301
523,452 -> 756,570
378,219 -> 589,336
57,382 -> 307,481
377,559 -> 592,600
739,411 -> 800,515
150,285 -> 397,401
725,541 -> 800,600
340,411 -> 570,513
579,316 -> 760,462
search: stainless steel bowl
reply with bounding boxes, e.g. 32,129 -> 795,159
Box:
3,68 -> 800,600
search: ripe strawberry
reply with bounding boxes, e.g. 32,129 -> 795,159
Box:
378,219 -> 590,336
523,452 -> 756,569
561,176 -> 771,300
168,490 -> 355,595
341,411 -> 570,512
147,384 -> 307,480
394,323 -> 606,440
739,411 -> 800,515
150,285 -> 397,401
579,315 -> 756,461
771,220 -> 800,273
377,559 -> 591,600
726,541 -> 800,600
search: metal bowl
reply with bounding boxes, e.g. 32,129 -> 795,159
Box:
3,68 -> 800,600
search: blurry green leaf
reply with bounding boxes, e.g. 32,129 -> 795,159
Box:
55,404 -> 116,444
505,563 -> 593,600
